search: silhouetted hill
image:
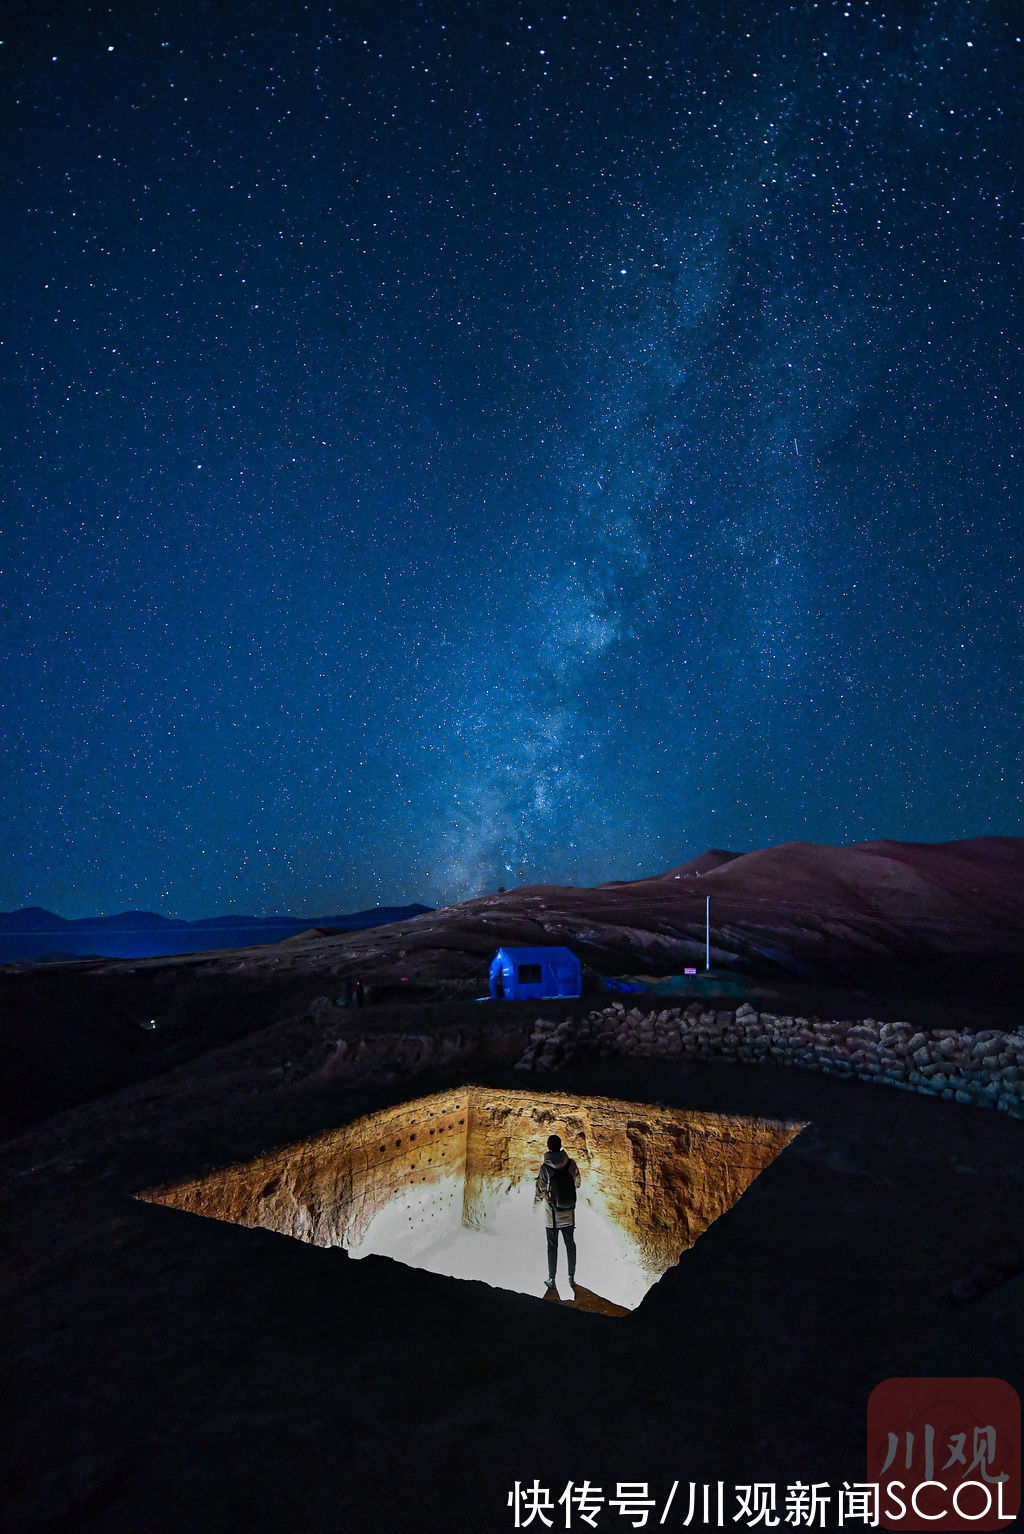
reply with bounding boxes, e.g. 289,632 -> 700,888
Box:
651,849 -> 743,879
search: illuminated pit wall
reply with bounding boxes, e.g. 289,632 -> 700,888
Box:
460,1091 -> 800,1306
139,1089 -> 803,1313
138,1089 -> 471,1250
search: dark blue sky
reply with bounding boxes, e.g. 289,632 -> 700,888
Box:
3,0 -> 1020,918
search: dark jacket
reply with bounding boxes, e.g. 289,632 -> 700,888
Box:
534,1148 -> 581,1229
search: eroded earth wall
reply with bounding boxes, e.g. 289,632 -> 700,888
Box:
139,1089 -> 471,1248
140,1088 -> 803,1284
463,1090 -> 802,1276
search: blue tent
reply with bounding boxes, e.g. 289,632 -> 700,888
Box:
488,945 -> 582,1001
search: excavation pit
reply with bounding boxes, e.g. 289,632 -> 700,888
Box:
138,1088 -> 805,1314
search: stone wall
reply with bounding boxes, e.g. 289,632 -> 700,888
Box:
514,1002 -> 1024,1116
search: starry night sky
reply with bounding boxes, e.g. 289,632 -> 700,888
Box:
2,0 -> 1021,919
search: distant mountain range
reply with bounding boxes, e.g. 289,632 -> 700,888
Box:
0,905 -> 434,964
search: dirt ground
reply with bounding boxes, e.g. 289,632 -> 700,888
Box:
3,979 -> 1023,1534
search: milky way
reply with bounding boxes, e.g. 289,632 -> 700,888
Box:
2,0 -> 1020,916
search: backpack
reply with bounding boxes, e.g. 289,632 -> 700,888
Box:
547,1159 -> 577,1210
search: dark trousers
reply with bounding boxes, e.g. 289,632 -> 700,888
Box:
546,1225 -> 576,1282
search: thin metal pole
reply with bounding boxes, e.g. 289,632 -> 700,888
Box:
705,895 -> 710,971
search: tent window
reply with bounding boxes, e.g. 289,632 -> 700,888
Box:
517,963 -> 543,984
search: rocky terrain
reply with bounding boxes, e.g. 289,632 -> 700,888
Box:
3,835 -> 1022,1137
3,988 -> 1022,1533
2,836 -> 1022,1532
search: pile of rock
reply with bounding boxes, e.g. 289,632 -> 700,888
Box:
294,1019 -> 533,1085
513,1003 -> 1024,1117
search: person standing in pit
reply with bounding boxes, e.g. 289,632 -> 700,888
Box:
535,1133 -> 581,1294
